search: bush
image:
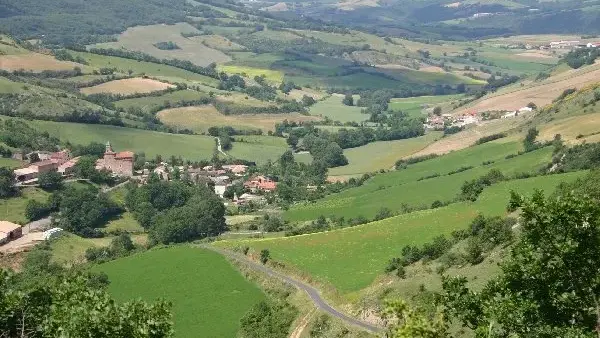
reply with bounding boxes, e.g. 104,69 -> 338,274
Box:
464,238 -> 484,265
475,133 -> 506,145
260,249 -> 270,264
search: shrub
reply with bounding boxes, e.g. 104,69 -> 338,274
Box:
475,133 -> 506,145
260,249 -> 270,264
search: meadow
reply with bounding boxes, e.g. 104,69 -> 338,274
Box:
328,132 -> 442,176
95,246 -> 265,338
388,94 -> 463,119
286,141 -> 553,221
0,188 -> 49,224
80,78 -> 174,95
216,171 -> 584,293
308,95 -> 365,123
217,65 -> 284,83
114,90 -> 210,113
28,119 -> 288,164
50,233 -> 148,265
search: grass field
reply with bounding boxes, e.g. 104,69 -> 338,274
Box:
80,78 -> 175,95
114,90 -> 210,113
29,119 -> 287,164
216,171 -> 584,293
286,141 -> 553,221
95,246 -> 265,338
69,51 -> 220,86
0,157 -> 24,168
217,65 -> 284,83
103,212 -> 144,234
50,233 -> 148,265
93,23 -> 231,67
308,95 -> 365,123
389,94 -> 463,119
0,188 -> 49,224
329,132 -> 443,176
157,105 -> 319,132
0,53 -> 87,72
227,135 -> 290,164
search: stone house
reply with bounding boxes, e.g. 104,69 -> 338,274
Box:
95,142 -> 134,177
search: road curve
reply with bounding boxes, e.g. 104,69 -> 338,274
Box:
202,245 -> 384,334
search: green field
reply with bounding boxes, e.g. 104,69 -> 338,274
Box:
308,95 -> 365,123
286,141 -> 554,221
329,132 -> 442,176
388,94 -> 463,119
95,246 -> 265,338
216,171 -> 584,293
0,188 -> 49,224
69,51 -> 219,86
114,90 -> 210,113
0,157 -> 24,168
217,65 -> 284,83
228,135 -> 289,164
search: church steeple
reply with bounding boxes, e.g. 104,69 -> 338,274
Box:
105,141 -> 115,154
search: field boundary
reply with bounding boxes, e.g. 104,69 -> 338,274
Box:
202,245 -> 384,333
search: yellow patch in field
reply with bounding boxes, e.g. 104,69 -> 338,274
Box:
0,53 -> 83,72
80,78 -> 175,95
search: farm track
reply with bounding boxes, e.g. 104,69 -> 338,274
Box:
201,245 -> 384,334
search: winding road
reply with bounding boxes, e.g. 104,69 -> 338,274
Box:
202,245 -> 384,334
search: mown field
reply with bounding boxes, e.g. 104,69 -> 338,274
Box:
328,132 -> 442,176
308,95 -> 365,123
94,246 -> 265,338
216,171 -> 584,293
114,90 -> 210,113
80,78 -> 174,95
286,141 -> 554,221
388,94 -> 463,119
28,120 -> 287,164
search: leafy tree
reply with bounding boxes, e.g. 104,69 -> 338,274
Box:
239,301 -> 297,338
384,299 -> 447,337
260,249 -> 270,264
286,134 -> 299,149
74,155 -> 115,185
37,171 -> 63,190
57,186 -> 122,237
526,101 -> 537,109
0,167 -> 17,198
0,270 -> 173,337
523,127 -> 540,152
441,191 -> 600,336
342,94 -> 354,106
301,95 -> 316,107
433,106 -> 442,116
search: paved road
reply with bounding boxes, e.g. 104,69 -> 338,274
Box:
203,245 -> 384,334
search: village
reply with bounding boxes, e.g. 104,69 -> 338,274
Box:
424,106 -> 534,130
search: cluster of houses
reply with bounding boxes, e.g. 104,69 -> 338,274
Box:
425,106 -> 534,130
13,150 -> 80,183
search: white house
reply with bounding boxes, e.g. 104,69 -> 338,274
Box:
519,107 -> 534,113
502,111 -> 518,119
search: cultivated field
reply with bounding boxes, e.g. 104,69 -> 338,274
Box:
114,90 -> 210,113
0,53 -> 86,72
80,78 -> 175,95
328,132 -> 442,176
95,246 -> 265,338
217,65 -> 284,83
93,23 -> 231,67
157,105 -> 319,132
308,95 -> 365,123
389,94 -> 464,119
286,141 -> 554,222
216,171 -> 584,293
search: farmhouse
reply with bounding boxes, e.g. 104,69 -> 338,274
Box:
95,142 -> 134,177
244,175 -> 277,192
502,111 -> 518,119
519,106 -> 534,113
13,149 -> 75,182
0,221 -> 22,245
222,164 -> 248,175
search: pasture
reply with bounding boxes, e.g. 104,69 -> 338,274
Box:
328,132 -> 442,176
0,188 -> 49,224
0,53 -> 87,72
80,78 -> 175,95
29,119 -> 286,164
216,171 -> 584,293
92,23 -> 231,67
308,95 -> 365,123
50,233 -> 148,265
285,141 -> 553,222
157,105 -> 319,132
95,246 -> 265,338
114,90 -> 210,113
217,65 -> 284,83
389,94 -> 463,119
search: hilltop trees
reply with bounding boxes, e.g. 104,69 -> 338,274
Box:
342,94 -> 354,106
441,191 -> 600,337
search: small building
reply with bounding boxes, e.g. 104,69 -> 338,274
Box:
0,221 -> 22,245
244,175 -> 277,192
42,227 -> 64,240
58,156 -> 80,175
30,159 -> 60,174
95,142 -> 134,177
519,107 -> 534,113
502,111 -> 518,119
50,150 -> 71,164
223,164 -> 248,175
14,167 -> 38,182
214,184 -> 228,198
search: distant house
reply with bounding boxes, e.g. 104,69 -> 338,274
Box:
58,156 -> 80,175
222,164 -> 248,175
95,142 -> 134,177
519,106 -> 534,113
502,111 -> 518,119
0,221 -> 22,245
244,175 -> 277,192
214,184 -> 228,198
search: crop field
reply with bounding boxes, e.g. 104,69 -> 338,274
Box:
157,105 -> 319,132
0,76 -> 26,94
454,62 -> 600,115
227,135 -> 290,164
80,78 -> 175,95
328,132 -> 443,176
389,94 -> 464,119
308,95 -> 365,123
189,35 -> 246,52
0,188 -> 49,224
69,51 -> 220,86
217,65 -> 284,83
0,53 -> 87,72
216,171 -> 584,293
114,90 -> 209,113
93,23 -> 231,67
538,112 -> 600,144
95,246 -> 265,338
285,141 -> 555,221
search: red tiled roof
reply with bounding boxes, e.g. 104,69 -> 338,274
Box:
31,159 -> 59,167
115,151 -> 134,159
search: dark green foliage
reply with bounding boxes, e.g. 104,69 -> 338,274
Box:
441,191 -> 600,336
54,49 -> 88,64
302,134 -> 348,168
0,119 -> 59,152
239,301 -> 297,338
0,167 -> 17,198
85,234 -> 136,262
260,249 -> 271,264
56,186 -> 123,237
153,41 -> 180,50
474,133 -> 506,145
554,88 -> 577,102
523,127 -> 540,152
395,154 -> 439,169
374,207 -> 393,221
443,125 -> 463,135
301,95 -> 316,107
459,169 -> 505,201
433,106 -> 442,116
245,85 -> 277,101
564,48 -> 600,69
219,73 -> 246,91
553,142 -> 600,172
37,171 -> 63,191
73,156 -> 115,185
0,269 -> 173,337
342,94 -> 353,106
